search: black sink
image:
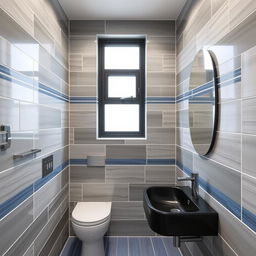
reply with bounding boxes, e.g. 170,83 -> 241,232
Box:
143,186 -> 218,236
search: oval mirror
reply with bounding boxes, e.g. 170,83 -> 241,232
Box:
189,49 -> 218,156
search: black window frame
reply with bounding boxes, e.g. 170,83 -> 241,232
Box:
98,38 -> 146,138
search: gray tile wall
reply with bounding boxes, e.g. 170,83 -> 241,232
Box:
176,1 -> 256,256
0,1 -> 69,255
69,20 -> 176,236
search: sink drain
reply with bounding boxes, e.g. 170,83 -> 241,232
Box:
170,208 -> 181,213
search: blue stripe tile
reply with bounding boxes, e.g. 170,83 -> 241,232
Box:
242,207 -> 256,232
152,237 -> 168,256
129,237 -> 154,256
34,160 -> 69,191
70,159 -> 88,165
106,237 -> 117,256
147,159 -> 175,165
106,159 -> 147,165
117,238 -> 128,256
177,161 -> 241,219
0,64 -> 69,102
0,185 -> 33,219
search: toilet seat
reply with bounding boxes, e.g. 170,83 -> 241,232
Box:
72,202 -> 111,227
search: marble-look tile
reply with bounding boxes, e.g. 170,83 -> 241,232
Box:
125,128 -> 175,145
70,71 -> 96,86
219,81 -> 241,103
0,0 -> 34,36
70,54 -> 82,72
70,184 -> 82,202
147,72 -> 175,87
34,16 -> 55,56
148,36 -> 175,55
229,0 -> 256,30
106,145 -> 146,159
199,187 -> 256,256
70,111 -> 96,128
70,144 -> 105,158
70,37 -> 96,55
242,45 -> 256,98
109,220 -> 154,236
0,157 -> 41,203
70,20 -> 105,36
147,86 -> 175,97
242,174 -> 256,217
0,197 -> 33,255
242,134 -> 256,178
70,166 -> 105,183
147,111 -> 162,127
38,210 -> 68,256
106,20 -> 175,36
194,155 -> 241,207
163,111 -> 176,128
219,100 -> 241,133
145,166 -> 175,183
74,128 -> 124,144
49,185 -> 68,218
0,97 -> 19,131
83,184 -> 128,201
212,0 -> 225,15
106,166 -> 144,184
147,144 -> 175,159
242,97 -> 256,134
211,132 -> 241,171
176,145 -> 193,170
5,209 -> 48,256
83,55 -> 96,72
129,237 -> 154,256
147,56 -> 163,72
23,244 -> 34,256
34,206 -> 66,255
70,85 -> 96,96
34,175 -> 61,218
111,202 -> 144,220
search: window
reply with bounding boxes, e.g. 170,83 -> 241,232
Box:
98,38 -> 146,138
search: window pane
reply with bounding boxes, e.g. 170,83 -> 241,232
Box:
105,104 -> 139,132
105,47 -> 140,69
108,76 -> 136,98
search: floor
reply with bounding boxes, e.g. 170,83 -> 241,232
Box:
60,236 -> 182,256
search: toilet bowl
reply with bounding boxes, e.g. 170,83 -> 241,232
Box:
71,202 -> 112,256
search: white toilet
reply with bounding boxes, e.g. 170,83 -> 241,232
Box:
71,202 -> 112,256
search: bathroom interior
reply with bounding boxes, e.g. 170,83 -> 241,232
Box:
0,0 -> 256,255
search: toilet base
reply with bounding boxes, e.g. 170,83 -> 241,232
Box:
81,239 -> 105,256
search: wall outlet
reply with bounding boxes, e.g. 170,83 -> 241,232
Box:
42,155 -> 53,178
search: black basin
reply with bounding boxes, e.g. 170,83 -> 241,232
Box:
143,186 -> 218,236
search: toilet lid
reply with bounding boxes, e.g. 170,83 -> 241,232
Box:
72,202 -> 112,224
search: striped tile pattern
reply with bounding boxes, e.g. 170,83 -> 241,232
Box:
0,1 -> 69,256
176,0 -> 256,256
69,20 -> 176,236
60,237 -> 182,256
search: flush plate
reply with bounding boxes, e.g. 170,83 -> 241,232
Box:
42,155 -> 53,178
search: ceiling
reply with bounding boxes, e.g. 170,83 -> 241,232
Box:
58,0 -> 187,20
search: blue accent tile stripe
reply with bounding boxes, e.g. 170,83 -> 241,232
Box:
0,64 -> 69,102
106,158 -> 147,165
0,185 -> 33,219
176,161 -> 241,219
70,97 -> 98,104
146,97 -> 175,104
242,207 -> 256,232
147,159 -> 175,165
70,159 -> 88,165
34,160 -> 69,191
69,158 -> 175,165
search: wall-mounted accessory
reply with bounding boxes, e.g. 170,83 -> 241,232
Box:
0,125 -> 11,151
87,155 -> 105,167
188,49 -> 219,156
13,149 -> 41,160
42,155 -> 53,177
